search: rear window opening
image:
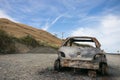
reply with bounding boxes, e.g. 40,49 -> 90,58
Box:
63,37 -> 98,48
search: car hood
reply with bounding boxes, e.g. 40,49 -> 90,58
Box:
59,47 -> 102,59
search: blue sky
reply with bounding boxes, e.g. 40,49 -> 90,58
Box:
0,0 -> 120,53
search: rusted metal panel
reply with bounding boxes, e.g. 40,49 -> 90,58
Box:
61,59 -> 99,69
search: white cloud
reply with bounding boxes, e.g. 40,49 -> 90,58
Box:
42,19 -> 50,31
0,10 -> 16,22
61,0 -> 105,17
71,15 -> 120,53
51,15 -> 63,25
42,14 -> 63,30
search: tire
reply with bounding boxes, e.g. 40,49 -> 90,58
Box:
54,59 -> 62,71
101,64 -> 108,75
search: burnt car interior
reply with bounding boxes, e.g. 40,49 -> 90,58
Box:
63,37 -> 96,48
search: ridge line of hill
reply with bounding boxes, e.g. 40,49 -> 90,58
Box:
0,18 -> 62,47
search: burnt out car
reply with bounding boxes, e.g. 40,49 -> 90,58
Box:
54,36 -> 108,75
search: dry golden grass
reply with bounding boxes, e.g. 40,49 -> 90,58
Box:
0,18 -> 62,47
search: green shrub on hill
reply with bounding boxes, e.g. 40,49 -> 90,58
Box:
18,35 -> 40,48
0,29 -> 16,54
0,30 -> 40,54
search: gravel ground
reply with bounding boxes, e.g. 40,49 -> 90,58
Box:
0,53 -> 120,80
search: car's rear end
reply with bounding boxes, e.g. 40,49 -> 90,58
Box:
60,57 -> 99,70
58,46 -> 102,70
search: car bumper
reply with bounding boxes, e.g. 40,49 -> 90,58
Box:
61,58 -> 99,70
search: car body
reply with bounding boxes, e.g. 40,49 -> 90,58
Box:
54,36 -> 108,75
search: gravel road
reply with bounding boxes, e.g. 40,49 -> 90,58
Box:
0,53 -> 120,80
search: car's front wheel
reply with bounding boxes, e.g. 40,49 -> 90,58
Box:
54,59 -> 62,71
100,63 -> 108,75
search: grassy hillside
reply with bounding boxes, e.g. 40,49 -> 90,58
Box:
0,29 -> 42,53
0,18 -> 62,47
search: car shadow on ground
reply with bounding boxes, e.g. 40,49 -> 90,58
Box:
37,66 -> 120,80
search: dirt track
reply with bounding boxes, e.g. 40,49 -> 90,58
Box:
0,53 -> 120,80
